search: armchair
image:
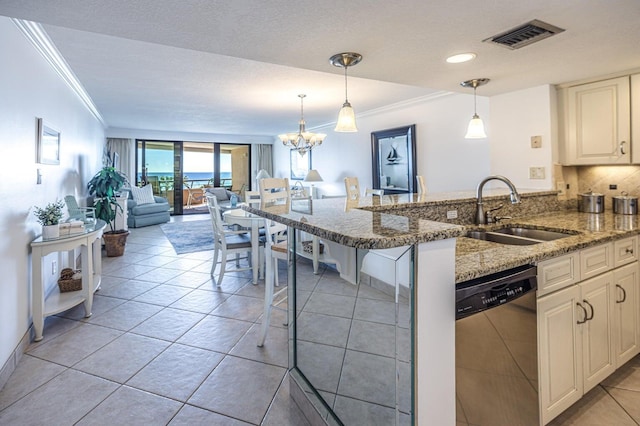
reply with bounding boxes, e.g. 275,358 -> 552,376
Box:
123,188 -> 170,228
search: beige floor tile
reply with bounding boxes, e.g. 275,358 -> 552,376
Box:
549,385 -> 636,425
74,333 -> 170,383
76,385 -> 182,426
133,283 -> 193,306
263,373 -> 311,426
164,270 -> 212,288
169,404 -> 252,425
188,355 -> 286,424
86,300 -> 164,330
127,343 -> 223,402
0,369 -> 118,425
604,386 -> 640,423
169,288 -> 229,313
211,294 -> 266,322
177,314 -> 252,353
230,324 -> 288,368
130,307 -> 205,341
27,323 -> 122,367
0,355 -> 65,411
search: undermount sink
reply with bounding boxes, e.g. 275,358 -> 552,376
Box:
466,227 -> 575,245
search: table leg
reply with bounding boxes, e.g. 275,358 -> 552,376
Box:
32,249 -> 44,342
251,222 -> 259,284
82,243 -> 93,318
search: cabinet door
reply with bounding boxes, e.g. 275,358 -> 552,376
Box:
632,74 -> 640,163
580,272 -> 616,393
566,76 -> 630,165
538,285 -> 583,425
613,262 -> 640,367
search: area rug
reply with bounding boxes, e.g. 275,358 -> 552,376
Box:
160,219 -> 214,254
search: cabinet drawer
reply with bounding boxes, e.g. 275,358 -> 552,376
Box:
537,253 -> 580,297
614,237 -> 638,268
581,243 -> 614,280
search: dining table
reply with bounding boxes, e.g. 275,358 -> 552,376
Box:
222,206 -> 263,284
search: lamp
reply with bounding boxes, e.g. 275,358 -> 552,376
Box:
278,94 -> 326,157
330,52 -> 362,132
256,169 -> 270,190
460,78 -> 490,139
304,169 -> 323,199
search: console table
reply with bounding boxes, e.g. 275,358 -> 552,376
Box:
30,220 -> 106,341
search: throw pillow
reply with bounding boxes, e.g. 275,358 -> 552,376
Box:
206,187 -> 230,201
130,184 -> 156,205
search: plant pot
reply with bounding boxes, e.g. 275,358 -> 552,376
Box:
42,224 -> 60,240
103,230 -> 129,257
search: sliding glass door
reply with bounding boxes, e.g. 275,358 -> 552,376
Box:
136,140 -> 250,215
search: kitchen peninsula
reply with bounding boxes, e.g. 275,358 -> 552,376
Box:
247,189 -> 640,425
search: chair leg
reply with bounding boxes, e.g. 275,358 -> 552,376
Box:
211,245 -> 220,278
217,247 -> 227,286
312,237 -> 320,274
235,252 -> 240,267
258,249 -> 274,347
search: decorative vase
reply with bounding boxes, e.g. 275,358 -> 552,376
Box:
42,224 -> 59,240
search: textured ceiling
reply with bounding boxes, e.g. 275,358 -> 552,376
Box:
1,0 -> 639,136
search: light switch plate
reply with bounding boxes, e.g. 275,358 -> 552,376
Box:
446,210 -> 458,219
531,135 -> 542,148
529,167 -> 546,179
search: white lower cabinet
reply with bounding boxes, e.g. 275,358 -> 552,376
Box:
538,241 -> 640,425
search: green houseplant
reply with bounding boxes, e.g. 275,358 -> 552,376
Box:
87,166 -> 129,256
34,200 -> 65,239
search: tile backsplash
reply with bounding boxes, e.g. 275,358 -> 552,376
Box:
560,165 -> 640,209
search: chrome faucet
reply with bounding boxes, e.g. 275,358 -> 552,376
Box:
475,175 -> 521,224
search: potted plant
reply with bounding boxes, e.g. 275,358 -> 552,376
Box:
34,200 -> 65,239
87,166 -> 129,256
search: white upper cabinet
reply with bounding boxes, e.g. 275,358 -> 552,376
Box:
560,76 -> 631,165
632,74 -> 640,163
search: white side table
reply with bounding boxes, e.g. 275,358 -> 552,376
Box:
30,220 -> 106,341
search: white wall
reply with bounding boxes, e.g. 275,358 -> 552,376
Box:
490,85 -> 555,190
0,17 -> 105,369
273,93 -> 491,196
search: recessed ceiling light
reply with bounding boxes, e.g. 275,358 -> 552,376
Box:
446,53 -> 477,64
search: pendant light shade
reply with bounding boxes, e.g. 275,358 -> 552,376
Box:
461,78 -> 490,139
330,52 -> 362,132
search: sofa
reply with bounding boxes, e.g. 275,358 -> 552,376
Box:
123,187 -> 171,228
204,187 -> 239,211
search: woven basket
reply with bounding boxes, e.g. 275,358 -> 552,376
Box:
302,240 -> 324,254
58,268 -> 82,293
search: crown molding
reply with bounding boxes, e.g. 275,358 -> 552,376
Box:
12,19 -> 106,127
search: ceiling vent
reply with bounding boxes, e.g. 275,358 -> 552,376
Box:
484,19 -> 565,50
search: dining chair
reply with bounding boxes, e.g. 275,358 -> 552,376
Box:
257,216 -> 288,347
364,188 -> 384,196
258,177 -> 291,208
416,175 -> 427,194
344,177 -> 360,200
184,184 -> 206,209
244,190 -> 261,207
206,195 -> 254,286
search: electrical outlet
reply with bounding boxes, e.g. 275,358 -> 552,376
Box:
446,210 -> 458,219
52,260 -> 57,276
529,167 -> 546,179
609,184 -> 617,190
531,135 -> 542,148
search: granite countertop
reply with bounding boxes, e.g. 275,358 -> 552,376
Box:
456,210 -> 640,283
245,197 -> 466,249
245,191 -> 640,284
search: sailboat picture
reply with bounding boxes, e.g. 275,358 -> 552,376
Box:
386,142 -> 403,165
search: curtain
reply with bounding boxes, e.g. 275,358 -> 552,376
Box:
255,143 -> 273,177
106,138 -> 134,185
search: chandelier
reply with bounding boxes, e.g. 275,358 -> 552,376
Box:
278,94 -> 326,156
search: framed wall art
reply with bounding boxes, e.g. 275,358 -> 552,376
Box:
36,118 -> 61,165
371,124 -> 416,194
290,149 -> 311,180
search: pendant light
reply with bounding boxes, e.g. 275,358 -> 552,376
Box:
460,78 -> 490,139
329,52 -> 362,132
278,94 -> 326,157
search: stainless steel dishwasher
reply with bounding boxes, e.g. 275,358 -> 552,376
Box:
455,265 -> 539,426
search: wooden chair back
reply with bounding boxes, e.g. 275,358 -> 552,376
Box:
344,177 -> 360,200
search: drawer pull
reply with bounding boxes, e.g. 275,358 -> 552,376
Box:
577,302 -> 588,324
616,284 -> 627,304
625,248 -> 634,254
583,299 -> 594,321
